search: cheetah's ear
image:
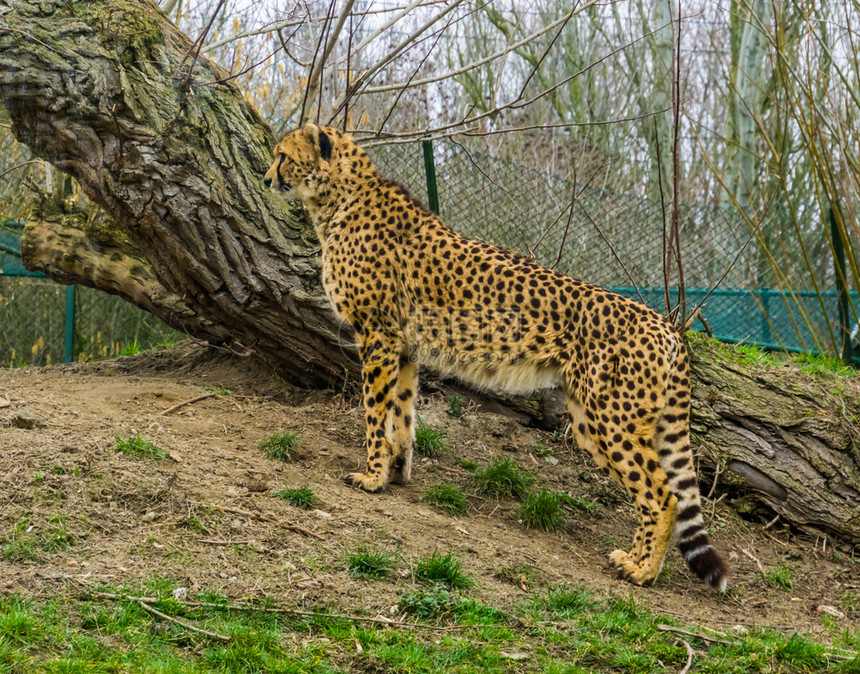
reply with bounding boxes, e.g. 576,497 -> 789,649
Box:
302,123 -> 333,162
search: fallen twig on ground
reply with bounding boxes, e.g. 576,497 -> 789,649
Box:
137,598 -> 232,642
159,393 -> 215,416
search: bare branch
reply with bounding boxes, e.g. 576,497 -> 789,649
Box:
357,1 -> 601,97
302,0 -> 358,126
204,1 -> 449,52
329,0 -> 467,120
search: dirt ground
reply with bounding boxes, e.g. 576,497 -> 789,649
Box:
0,342 -> 857,641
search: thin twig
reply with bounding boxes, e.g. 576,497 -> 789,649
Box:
138,599 -> 232,642
0,27 -> 75,57
655,117 -> 671,318
656,624 -> 734,646
679,639 -> 694,674
670,0 -> 686,325
706,460 -> 722,500
159,393 -> 215,416
0,160 -> 43,180
578,203 -> 646,305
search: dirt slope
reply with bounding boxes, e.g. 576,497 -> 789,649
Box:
0,343 -> 857,641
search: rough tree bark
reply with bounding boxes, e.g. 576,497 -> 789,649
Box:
0,0 -> 858,544
0,0 -> 353,387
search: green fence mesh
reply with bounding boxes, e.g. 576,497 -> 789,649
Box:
370,140 -> 859,363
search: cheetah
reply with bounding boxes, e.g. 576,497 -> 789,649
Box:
264,123 -> 729,589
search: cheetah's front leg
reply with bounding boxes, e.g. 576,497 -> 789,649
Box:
345,336 -> 400,492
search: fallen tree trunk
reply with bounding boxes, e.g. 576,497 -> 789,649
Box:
0,0 -> 858,544
687,340 -> 860,545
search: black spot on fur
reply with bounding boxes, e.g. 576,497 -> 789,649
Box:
319,130 -> 333,161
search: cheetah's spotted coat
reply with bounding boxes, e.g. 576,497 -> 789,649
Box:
265,124 -> 729,589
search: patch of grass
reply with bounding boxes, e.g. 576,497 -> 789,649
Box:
414,551 -> 475,589
534,584 -> 598,618
258,431 -> 299,461
273,486 -> 317,509
446,394 -> 464,416
119,339 -> 140,357
794,352 -> 856,377
532,442 -> 554,458
2,517 -> 41,562
396,585 -> 505,626
840,590 -> 859,614
183,515 -> 209,534
423,482 -> 468,517
346,545 -> 398,579
517,489 -> 569,532
493,564 -> 536,588
730,342 -> 779,367
41,516 -> 74,552
152,333 -> 183,352
115,434 -> 165,460
398,585 -> 462,619
472,457 -> 536,500
569,494 -> 599,513
457,458 -> 478,471
202,385 -> 233,396
762,565 -> 794,591
3,516 -> 75,561
415,420 -> 448,457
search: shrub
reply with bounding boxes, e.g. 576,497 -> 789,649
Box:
423,483 -> 468,517
472,457 -> 535,500
259,432 -> 299,461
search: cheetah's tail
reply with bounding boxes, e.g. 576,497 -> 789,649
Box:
658,344 -> 729,591
672,489 -> 729,592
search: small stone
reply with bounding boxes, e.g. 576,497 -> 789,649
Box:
817,604 -> 846,619
312,509 -> 332,519
141,511 -> 157,522
66,560 -> 79,567
501,652 -> 529,661
12,415 -> 36,429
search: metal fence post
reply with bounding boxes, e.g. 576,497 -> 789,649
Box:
64,284 -> 76,363
830,205 -> 852,365
422,139 -> 440,215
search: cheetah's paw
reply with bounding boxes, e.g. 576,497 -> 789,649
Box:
608,549 -> 636,575
608,550 -> 656,586
344,471 -> 386,492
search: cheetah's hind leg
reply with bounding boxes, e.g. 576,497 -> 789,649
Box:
388,357 -> 417,485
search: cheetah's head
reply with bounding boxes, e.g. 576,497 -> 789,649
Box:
264,123 -> 336,201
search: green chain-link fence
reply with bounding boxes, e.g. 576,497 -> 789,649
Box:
0,223 -> 179,367
371,140 -> 860,364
